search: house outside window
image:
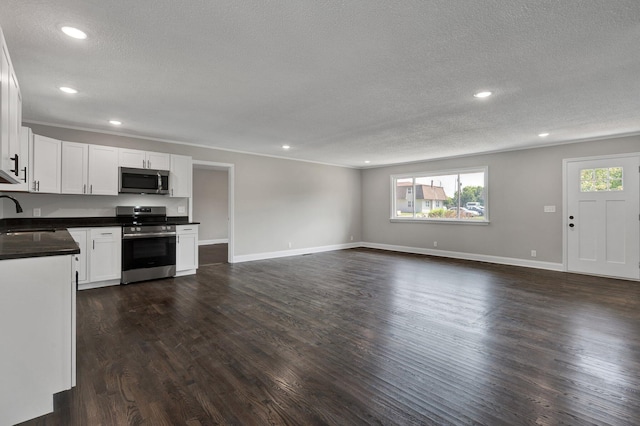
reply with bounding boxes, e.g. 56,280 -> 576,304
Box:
391,167 -> 488,222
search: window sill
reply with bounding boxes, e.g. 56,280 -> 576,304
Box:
390,218 -> 490,225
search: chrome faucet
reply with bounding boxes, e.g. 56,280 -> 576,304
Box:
0,195 -> 24,213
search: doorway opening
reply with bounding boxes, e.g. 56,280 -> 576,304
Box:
191,160 -> 235,264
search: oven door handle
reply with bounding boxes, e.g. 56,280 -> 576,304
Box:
123,232 -> 176,239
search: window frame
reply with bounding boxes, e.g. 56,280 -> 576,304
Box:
390,166 -> 489,224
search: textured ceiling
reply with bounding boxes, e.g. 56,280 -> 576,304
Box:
1,1 -> 639,168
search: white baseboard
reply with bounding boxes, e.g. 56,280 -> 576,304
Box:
361,242 -> 564,272
77,278 -> 120,291
198,239 -> 228,246
174,269 -> 197,276
232,242 -> 361,263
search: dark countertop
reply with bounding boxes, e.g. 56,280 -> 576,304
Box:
0,229 -> 81,260
0,216 -> 199,260
0,216 -> 199,232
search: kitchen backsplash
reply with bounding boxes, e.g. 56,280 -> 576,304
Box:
0,192 -> 188,219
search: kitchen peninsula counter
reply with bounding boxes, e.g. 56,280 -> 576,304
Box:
0,229 -> 80,260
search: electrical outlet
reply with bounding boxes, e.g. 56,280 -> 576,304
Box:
543,205 -> 556,213
288,242 -> 292,249
33,208 -> 41,217
433,241 -> 438,247
350,235 -> 354,241
531,250 -> 537,257
177,206 -> 186,214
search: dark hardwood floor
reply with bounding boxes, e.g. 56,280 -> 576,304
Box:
20,248 -> 640,425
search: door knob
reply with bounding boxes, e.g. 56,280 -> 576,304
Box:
569,215 -> 574,219
569,223 -> 575,228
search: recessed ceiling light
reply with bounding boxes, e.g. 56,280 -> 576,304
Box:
364,160 -> 371,164
538,132 -> 550,137
59,86 -> 78,94
473,91 -> 492,98
61,26 -> 87,40
282,145 -> 291,150
109,120 -> 122,126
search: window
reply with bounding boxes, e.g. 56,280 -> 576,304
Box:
580,167 -> 623,192
391,167 -> 488,222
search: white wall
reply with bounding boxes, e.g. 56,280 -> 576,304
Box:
193,168 -> 228,242
3,124 -> 362,258
361,135 -> 640,265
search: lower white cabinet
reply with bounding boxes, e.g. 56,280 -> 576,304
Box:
0,255 -> 74,425
176,224 -> 198,276
69,227 -> 121,289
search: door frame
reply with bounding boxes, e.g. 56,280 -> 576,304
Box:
191,160 -> 235,263
562,152 -> 640,276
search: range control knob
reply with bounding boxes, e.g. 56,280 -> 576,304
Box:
136,227 -> 141,231
130,227 -> 135,232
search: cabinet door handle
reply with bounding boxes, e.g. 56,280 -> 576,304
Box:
37,181 -> 40,191
83,184 -> 86,194
90,184 -> 93,194
21,167 -> 27,182
93,240 -> 95,250
10,154 -> 19,176
143,159 -> 146,168
148,160 -> 151,168
101,232 -> 112,235
177,235 -> 180,244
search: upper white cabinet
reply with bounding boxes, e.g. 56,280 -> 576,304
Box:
0,125 -> 29,191
61,142 -> 88,194
170,154 -> 192,197
87,145 -> 118,195
119,148 -> 170,170
61,142 -> 118,195
0,26 -> 23,185
31,134 -> 61,193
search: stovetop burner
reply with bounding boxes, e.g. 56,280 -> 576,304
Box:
116,206 -> 168,226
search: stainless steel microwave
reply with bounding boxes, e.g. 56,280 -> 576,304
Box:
119,167 -> 170,195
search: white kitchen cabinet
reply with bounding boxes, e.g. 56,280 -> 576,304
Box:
62,142 -> 118,195
0,125 -> 29,191
0,26 -> 24,185
170,154 -> 192,197
0,255 -> 74,425
119,148 -> 170,170
31,134 -> 62,193
68,228 -> 89,285
61,141 -> 88,194
87,145 -> 118,195
89,227 -> 121,282
176,224 -> 198,276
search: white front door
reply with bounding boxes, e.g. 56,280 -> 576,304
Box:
566,155 -> 639,280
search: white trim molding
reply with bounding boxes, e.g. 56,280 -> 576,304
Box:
198,239 -> 229,246
360,242 -> 564,272
232,242 -> 361,263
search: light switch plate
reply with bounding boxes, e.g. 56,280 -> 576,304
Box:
543,205 -> 556,213
33,208 -> 41,217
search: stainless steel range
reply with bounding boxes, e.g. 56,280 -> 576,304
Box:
117,206 -> 176,284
